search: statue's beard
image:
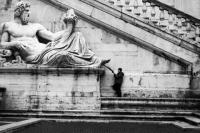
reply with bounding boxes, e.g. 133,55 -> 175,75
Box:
21,17 -> 29,25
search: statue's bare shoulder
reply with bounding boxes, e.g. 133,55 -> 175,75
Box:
1,22 -> 11,32
0,22 -> 12,42
31,23 -> 46,32
1,22 -> 46,39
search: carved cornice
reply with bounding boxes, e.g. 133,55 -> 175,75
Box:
0,67 -> 105,75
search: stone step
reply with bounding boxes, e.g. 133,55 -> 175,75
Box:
101,97 -> 200,110
184,117 -> 200,126
0,118 -> 41,133
0,109 -> 195,117
0,112 -> 194,123
101,97 -> 200,102
99,109 -> 195,116
0,110 -> 197,121
0,111 -> 200,131
193,113 -> 200,119
100,88 -> 200,98
1,116 -> 200,132
0,112 -> 183,121
172,121 -> 200,131
101,89 -> 115,97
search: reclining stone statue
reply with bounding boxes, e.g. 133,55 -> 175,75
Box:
0,1 -> 110,67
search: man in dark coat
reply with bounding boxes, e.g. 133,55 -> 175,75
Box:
112,68 -> 124,97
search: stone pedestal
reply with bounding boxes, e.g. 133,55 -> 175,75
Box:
191,76 -> 200,98
0,68 -> 104,111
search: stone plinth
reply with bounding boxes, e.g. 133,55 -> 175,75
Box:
0,67 -> 104,111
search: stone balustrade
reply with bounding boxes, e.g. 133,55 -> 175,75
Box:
103,0 -> 200,46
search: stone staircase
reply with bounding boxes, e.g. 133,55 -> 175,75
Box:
99,97 -> 200,130
16,0 -> 199,101
88,0 -> 200,46
75,0 -> 200,100
0,109 -> 200,131
39,0 -> 200,68
0,0 -> 200,131
101,97 -> 200,111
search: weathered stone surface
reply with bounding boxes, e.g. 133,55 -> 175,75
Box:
101,73 -> 191,98
0,68 -> 103,111
0,0 -> 189,70
159,0 -> 200,19
0,0 -> 197,99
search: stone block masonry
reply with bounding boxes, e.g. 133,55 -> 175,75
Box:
0,68 -> 104,111
101,73 -> 192,98
0,0 -> 198,99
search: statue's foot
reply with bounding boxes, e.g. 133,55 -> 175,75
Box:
100,59 -> 111,66
11,55 -> 23,64
0,57 -> 6,63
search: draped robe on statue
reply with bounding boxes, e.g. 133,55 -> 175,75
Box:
16,32 -> 102,67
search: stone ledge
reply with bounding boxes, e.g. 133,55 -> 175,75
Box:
0,67 -> 105,75
100,97 -> 200,102
0,118 -> 41,133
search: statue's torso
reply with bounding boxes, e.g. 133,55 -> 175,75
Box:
5,22 -> 46,61
6,22 -> 39,41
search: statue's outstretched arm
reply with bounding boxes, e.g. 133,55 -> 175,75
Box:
37,28 -> 54,42
36,24 -> 65,42
53,30 -> 65,41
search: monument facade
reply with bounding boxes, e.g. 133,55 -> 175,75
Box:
0,0 -> 199,111
0,1 -> 109,111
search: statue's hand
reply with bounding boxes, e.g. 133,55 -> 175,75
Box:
12,55 -> 23,64
0,49 -> 12,57
0,57 -> 6,63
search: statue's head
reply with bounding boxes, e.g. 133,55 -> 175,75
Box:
63,9 -> 78,26
14,1 -> 31,25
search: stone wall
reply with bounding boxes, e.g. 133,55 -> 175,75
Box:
121,73 -> 190,98
0,0 -> 192,99
158,0 -> 200,19
0,68 -> 102,111
0,0 -> 187,72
